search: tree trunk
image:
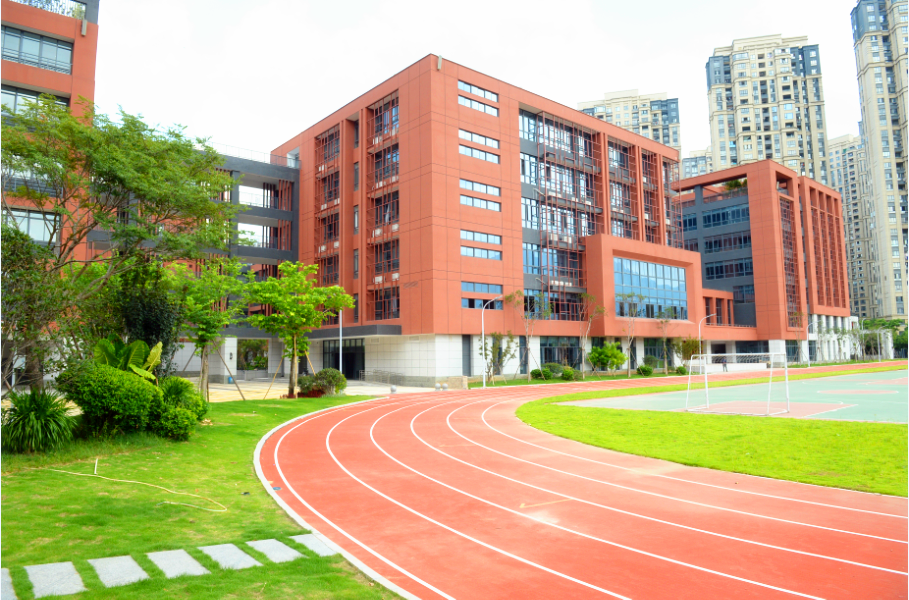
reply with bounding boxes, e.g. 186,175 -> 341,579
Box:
25,345 -> 43,392
288,335 -> 298,397
663,340 -> 669,375
199,344 -> 210,403
626,338 -> 632,378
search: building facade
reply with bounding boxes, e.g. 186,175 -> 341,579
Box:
850,0 -> 908,320
706,35 -> 829,185
1,0 -> 100,262
578,90 -> 681,154
680,161 -> 854,362
829,132 -> 881,318
682,147 -> 714,179
262,56 -> 851,385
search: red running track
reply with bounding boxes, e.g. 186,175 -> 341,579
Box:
256,364 -> 908,599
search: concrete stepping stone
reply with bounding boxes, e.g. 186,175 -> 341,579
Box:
246,539 -> 304,564
2,568 -> 17,600
146,550 -> 210,579
198,544 -> 261,570
290,534 -> 337,557
87,555 -> 149,588
23,562 -> 86,598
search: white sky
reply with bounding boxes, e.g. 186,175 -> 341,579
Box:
95,0 -> 863,159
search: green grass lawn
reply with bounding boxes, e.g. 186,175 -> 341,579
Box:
1,395 -> 400,600
516,366 -> 908,497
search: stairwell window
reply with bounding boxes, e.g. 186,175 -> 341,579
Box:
461,246 -> 502,260
458,81 -> 498,102
459,145 -> 499,164
458,95 -> 498,117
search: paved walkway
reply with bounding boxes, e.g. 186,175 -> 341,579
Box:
188,376 -> 434,403
2,535 -> 335,598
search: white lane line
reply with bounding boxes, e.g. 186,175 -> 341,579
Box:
327,400 -> 632,599
407,401 -> 905,576
484,400 -> 909,519
369,403 -> 827,599
457,402 -> 906,544
269,397 -> 456,600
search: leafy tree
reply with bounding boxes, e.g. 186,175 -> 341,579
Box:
0,225 -> 68,391
616,292 -> 645,378
655,309 -> 677,375
672,336 -> 703,364
588,342 -> 626,376
504,290 -> 552,381
243,262 -> 353,397
168,258 -> 246,401
1,96 -> 239,382
481,331 -> 517,383
894,330 -> 908,354
723,178 -> 747,191
577,293 -> 607,379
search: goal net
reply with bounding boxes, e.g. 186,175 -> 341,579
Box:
685,353 -> 790,416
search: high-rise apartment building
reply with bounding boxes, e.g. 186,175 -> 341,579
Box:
706,35 -> 829,185
578,90 -> 681,154
851,0 -> 908,319
829,133 -> 880,317
682,147 -> 714,179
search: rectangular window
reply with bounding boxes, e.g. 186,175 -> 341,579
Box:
1,26 -> 73,74
353,294 -> 359,322
458,95 -> 498,117
1,84 -> 68,115
353,205 -> 359,234
613,257 -> 688,320
460,194 -> 501,212
682,214 -> 697,232
461,282 -> 504,294
3,207 -> 58,243
733,284 -> 755,303
702,231 -> 751,253
704,258 -> 754,280
459,144 -> 500,164
461,246 -> 502,260
459,179 -> 500,196
373,287 -> 400,321
353,248 -> 359,279
702,204 -> 750,228
458,129 -> 499,149
460,230 -> 501,245
523,242 -> 540,274
461,298 -> 504,310
458,80 -> 498,102
353,162 -> 360,191
684,238 -> 699,252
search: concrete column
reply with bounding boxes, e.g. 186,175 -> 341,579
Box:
268,339 -> 287,375
208,337 -> 237,384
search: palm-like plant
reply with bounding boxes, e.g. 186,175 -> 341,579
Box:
1,389 -> 77,453
93,334 -> 162,382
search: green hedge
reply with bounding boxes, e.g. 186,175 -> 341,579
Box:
57,362 -> 161,435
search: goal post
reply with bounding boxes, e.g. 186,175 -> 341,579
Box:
685,353 -> 789,416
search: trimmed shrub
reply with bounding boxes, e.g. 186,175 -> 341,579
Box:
573,369 -> 584,381
643,355 -> 659,367
57,362 -> 160,436
530,369 -> 544,380
542,362 -> 563,376
313,368 -> 347,395
154,406 -> 197,441
297,375 -> 315,393
560,367 -> 575,381
541,368 -> 553,380
636,364 -> 654,376
159,377 -> 207,421
676,365 -> 688,375
1,389 -> 77,453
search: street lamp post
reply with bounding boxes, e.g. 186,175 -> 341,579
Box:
481,295 -> 504,389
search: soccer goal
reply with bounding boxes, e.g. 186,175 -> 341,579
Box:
685,353 -> 790,416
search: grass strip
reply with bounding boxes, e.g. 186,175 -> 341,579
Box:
516,366 -> 908,496
1,395 -> 400,600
